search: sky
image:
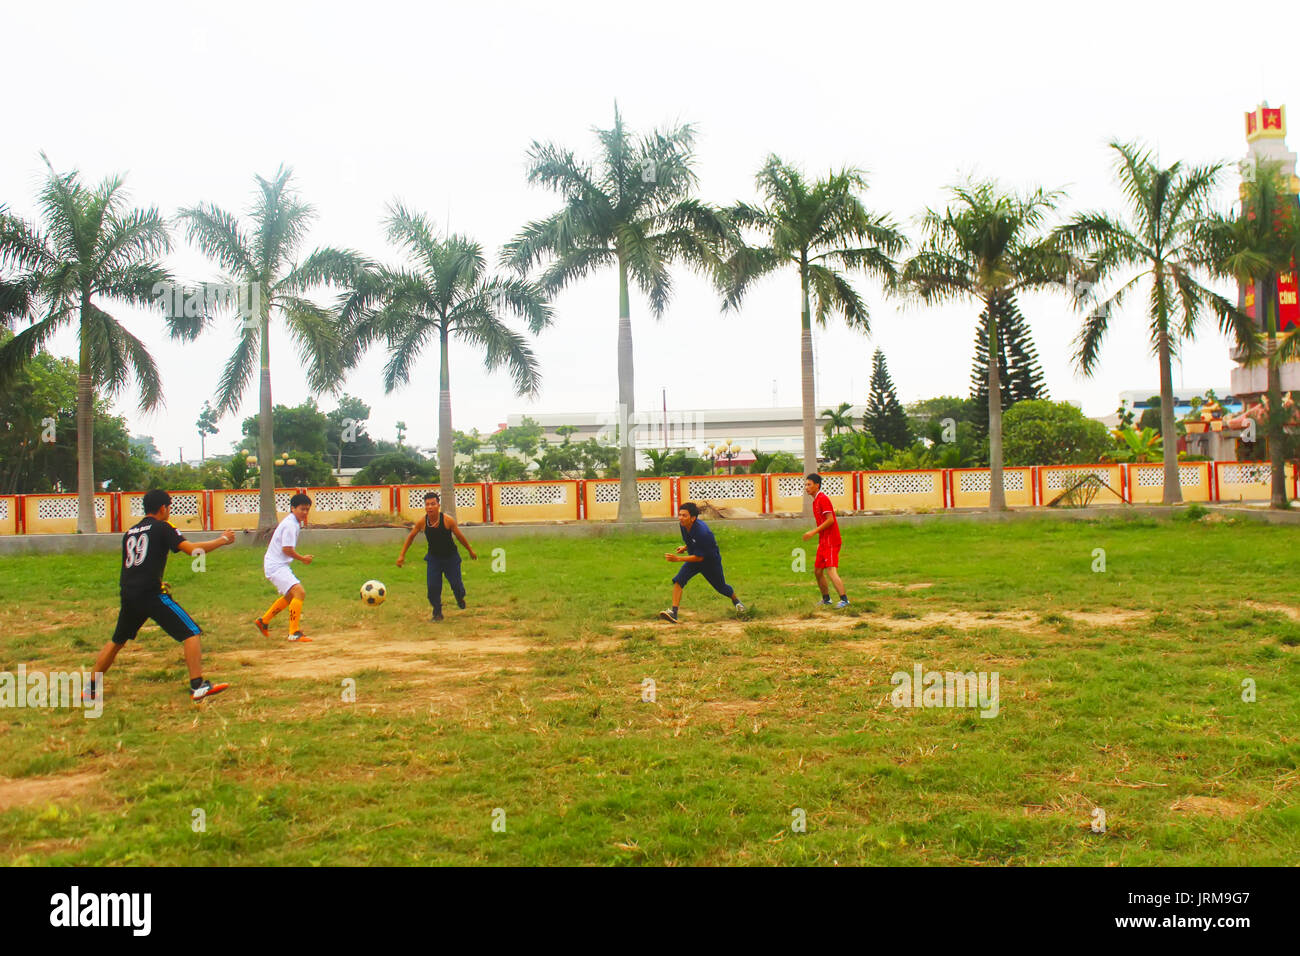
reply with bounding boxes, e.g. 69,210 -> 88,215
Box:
2,0 -> 1296,463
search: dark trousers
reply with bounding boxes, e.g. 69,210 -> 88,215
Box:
425,553 -> 465,610
672,559 -> 735,598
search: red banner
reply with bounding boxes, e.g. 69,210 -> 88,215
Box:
1245,269 -> 1300,329
1281,267 -> 1299,331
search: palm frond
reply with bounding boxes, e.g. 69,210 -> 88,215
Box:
536,243 -> 613,297
1071,271 -> 1146,375
95,206 -> 171,276
115,316 -> 165,412
898,249 -> 972,304
484,275 -> 553,335
279,247 -> 372,296
385,202 -> 443,271
524,140 -> 602,203
0,309 -> 67,388
251,165 -> 316,278
176,203 -> 256,278
213,325 -> 259,416
279,295 -> 343,394
807,263 -> 870,331
618,218 -> 672,317
455,307 -> 542,397
0,210 -> 57,274
380,316 -> 436,393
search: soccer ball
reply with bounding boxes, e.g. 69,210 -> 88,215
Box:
360,580 -> 386,606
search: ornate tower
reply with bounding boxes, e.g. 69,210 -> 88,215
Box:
1229,104 -> 1300,398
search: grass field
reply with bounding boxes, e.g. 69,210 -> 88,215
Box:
1,513 -> 1298,866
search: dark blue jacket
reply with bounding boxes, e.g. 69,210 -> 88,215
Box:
680,518 -> 722,563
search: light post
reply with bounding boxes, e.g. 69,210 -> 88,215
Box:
243,450 -> 296,488
720,441 -> 741,475
702,441 -> 719,474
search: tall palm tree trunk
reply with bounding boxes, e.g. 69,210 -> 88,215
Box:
1264,279 -> 1288,509
986,294 -> 1007,513
75,302 -> 97,534
616,257 -> 641,522
1156,325 -> 1182,505
799,258 -> 816,519
438,324 -> 456,518
257,316 -> 277,533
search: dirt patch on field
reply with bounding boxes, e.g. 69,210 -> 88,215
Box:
0,771 -> 99,812
0,609 -> 100,636
1241,601 -> 1300,622
1060,609 -> 1149,627
617,606 -> 1151,639
615,615 -> 876,639
879,610 -> 1038,631
1169,796 -> 1253,818
232,632 -> 541,681
1022,791 -> 1095,818
779,580 -> 934,592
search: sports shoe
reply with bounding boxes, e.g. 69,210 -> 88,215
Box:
288,631 -> 312,643
734,602 -> 746,613
191,680 -> 229,702
816,597 -> 832,607
456,597 -> 467,610
253,617 -> 271,637
82,685 -> 100,704
658,609 -> 678,624
432,611 -> 444,622
835,598 -> 850,609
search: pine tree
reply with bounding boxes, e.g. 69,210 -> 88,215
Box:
864,348 -> 911,449
970,294 -> 1047,432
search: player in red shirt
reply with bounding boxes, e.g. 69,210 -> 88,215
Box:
802,473 -> 848,608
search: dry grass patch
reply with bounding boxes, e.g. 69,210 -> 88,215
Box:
1169,796 -> 1255,818
0,770 -> 100,812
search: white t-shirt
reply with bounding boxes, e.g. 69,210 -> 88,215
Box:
264,513 -> 302,573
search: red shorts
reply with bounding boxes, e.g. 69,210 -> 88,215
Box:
815,538 -> 841,570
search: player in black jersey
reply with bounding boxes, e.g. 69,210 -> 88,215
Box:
396,491 -> 477,622
83,489 -> 237,703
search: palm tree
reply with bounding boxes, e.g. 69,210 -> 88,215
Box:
1203,159 -> 1296,508
502,106 -> 731,522
1055,142 -> 1257,505
0,205 -> 37,327
820,400 -> 855,438
899,180 -> 1064,512
345,204 -> 552,514
178,166 -> 368,532
719,156 -> 903,515
0,156 -> 192,532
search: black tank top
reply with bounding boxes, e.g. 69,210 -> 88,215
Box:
424,513 -> 458,558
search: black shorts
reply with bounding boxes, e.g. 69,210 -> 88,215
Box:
112,592 -> 203,645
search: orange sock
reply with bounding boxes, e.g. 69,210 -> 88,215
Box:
289,598 -> 303,634
262,596 -> 289,622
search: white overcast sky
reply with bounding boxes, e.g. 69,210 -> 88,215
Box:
3,0 -> 1295,462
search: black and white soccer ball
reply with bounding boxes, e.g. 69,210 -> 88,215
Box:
360,579 -> 387,606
